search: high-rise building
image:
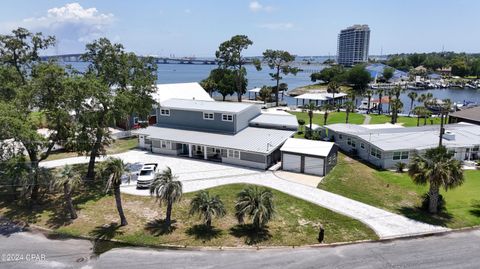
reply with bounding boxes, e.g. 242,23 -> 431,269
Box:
337,24 -> 370,66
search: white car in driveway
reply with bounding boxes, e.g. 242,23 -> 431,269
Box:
136,163 -> 159,189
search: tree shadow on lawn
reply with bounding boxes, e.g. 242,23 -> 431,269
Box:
144,219 -> 177,236
229,224 -> 272,245
398,206 -> 453,227
88,223 -> 130,256
186,224 -> 222,242
468,200 -> 480,217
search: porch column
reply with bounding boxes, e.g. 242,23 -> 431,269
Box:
204,146 -> 208,160
188,144 -> 193,158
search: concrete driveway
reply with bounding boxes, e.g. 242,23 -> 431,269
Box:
41,149 -> 261,182
41,150 -> 448,239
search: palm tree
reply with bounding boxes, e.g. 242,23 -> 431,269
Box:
407,91 -> 418,116
386,89 -> 393,114
413,106 -> 427,126
150,166 -> 183,227
189,190 -> 226,228
376,88 -> 384,115
441,99 -> 452,125
408,146 -> 464,213
344,101 -> 355,124
235,186 -> 275,230
321,104 -> 334,125
104,157 -> 131,226
303,102 -> 317,133
52,165 -> 82,219
390,98 -> 404,124
365,89 -> 373,114
327,81 -> 340,107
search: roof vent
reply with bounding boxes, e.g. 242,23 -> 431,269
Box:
443,130 -> 455,141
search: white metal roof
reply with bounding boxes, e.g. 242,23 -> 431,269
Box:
249,113 -> 298,129
280,138 -> 335,157
160,98 -> 256,113
135,126 -> 295,154
327,123 -> 480,151
294,92 -> 348,101
248,87 -> 262,93
151,82 -> 213,104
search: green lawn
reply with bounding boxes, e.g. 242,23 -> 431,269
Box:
289,111 -> 365,126
0,182 -> 377,247
368,114 -> 442,127
46,137 -> 139,161
318,153 -> 480,228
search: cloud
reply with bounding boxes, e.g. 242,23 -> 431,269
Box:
1,3 -> 114,44
258,22 -> 294,30
249,1 -> 273,12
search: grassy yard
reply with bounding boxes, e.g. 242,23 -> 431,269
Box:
318,153 -> 480,228
289,111 -> 365,127
45,137 -> 139,161
0,180 -> 377,247
368,114 -> 442,127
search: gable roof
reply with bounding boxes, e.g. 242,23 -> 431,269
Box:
160,98 -> 256,113
249,113 -> 298,130
151,82 -> 213,104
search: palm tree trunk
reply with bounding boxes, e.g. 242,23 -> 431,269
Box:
206,218 -> 212,228
275,67 -> 280,107
424,116 -> 427,125
165,201 -> 173,226
114,185 -> 128,226
409,100 -> 414,116
417,116 -> 420,127
86,127 -> 104,181
64,183 -> 77,219
324,112 -> 328,125
367,97 -> 371,114
378,94 -> 383,115
346,110 -> 350,123
428,183 -> 440,214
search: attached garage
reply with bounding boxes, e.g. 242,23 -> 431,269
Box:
280,138 -> 337,177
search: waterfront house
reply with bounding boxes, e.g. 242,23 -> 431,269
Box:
449,106 -> 480,126
322,123 -> 480,169
135,98 -> 299,169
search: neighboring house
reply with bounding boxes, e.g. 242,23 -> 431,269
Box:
449,106 -> 480,125
119,82 -> 214,129
322,123 -> 480,169
280,138 -> 337,176
135,99 -> 299,169
294,92 -> 348,107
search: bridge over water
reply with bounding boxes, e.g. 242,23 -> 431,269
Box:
41,54 -> 218,65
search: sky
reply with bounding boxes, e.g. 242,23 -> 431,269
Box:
1,0 -> 479,57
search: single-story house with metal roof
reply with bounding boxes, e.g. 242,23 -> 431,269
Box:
294,92 -> 348,107
449,106 -> 480,126
280,138 -> 337,176
322,123 -> 480,169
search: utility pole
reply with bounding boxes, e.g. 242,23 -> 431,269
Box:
438,105 -> 445,147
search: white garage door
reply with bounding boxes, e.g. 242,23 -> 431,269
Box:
282,154 -> 301,172
304,156 -> 324,176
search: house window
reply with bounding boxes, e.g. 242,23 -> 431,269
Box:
393,151 -> 409,160
347,138 -> 356,148
203,112 -> 214,120
339,134 -> 343,139
370,147 -> 382,159
222,114 -> 233,122
227,149 -> 240,159
160,109 -> 170,116
160,140 -> 171,149
133,117 -> 139,124
360,143 -> 365,149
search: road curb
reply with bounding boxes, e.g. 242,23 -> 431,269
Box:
21,219 -> 479,252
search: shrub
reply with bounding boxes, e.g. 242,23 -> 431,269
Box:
421,193 -> 446,213
395,162 -> 407,173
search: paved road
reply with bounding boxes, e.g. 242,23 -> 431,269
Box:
1,220 -> 479,269
42,150 -> 447,239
